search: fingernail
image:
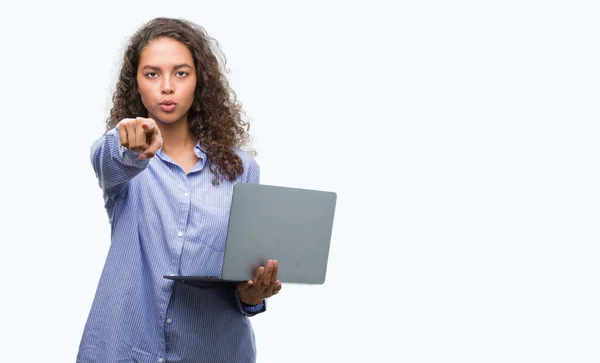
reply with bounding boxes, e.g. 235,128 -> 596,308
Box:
139,154 -> 147,160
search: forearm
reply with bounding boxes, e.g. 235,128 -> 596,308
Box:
91,123 -> 150,198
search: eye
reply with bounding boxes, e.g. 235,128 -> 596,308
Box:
145,72 -> 158,78
176,71 -> 189,77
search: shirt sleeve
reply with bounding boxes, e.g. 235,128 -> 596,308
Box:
246,156 -> 260,185
90,120 -> 151,200
234,289 -> 267,317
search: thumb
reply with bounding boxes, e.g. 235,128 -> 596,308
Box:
237,280 -> 253,291
142,123 -> 156,133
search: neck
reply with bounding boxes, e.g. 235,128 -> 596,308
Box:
156,116 -> 197,154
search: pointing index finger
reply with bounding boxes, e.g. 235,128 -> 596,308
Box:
140,131 -> 162,160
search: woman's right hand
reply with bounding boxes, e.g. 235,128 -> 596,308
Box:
118,117 -> 163,160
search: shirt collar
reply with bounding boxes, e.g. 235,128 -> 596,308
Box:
193,141 -> 207,159
156,140 -> 207,163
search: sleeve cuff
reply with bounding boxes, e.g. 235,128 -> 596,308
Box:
234,289 -> 267,316
242,301 -> 265,313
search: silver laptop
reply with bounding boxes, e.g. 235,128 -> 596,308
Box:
164,182 -> 337,284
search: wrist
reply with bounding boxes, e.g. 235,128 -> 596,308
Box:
240,297 -> 262,306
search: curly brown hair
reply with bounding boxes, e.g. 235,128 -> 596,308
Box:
106,17 -> 254,183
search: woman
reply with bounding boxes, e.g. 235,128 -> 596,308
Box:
77,17 -> 281,363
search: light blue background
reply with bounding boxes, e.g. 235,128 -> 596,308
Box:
0,1 -> 598,362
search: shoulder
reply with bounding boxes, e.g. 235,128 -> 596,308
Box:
232,147 -> 259,169
232,147 -> 260,183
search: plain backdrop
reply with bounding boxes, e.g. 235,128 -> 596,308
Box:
1,1 -> 599,362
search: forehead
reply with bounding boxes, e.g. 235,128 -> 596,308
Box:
139,37 -> 194,67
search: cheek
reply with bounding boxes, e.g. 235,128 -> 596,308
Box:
137,88 -> 149,106
137,76 -> 150,94
184,82 -> 197,103
137,83 -> 153,105
137,81 -> 147,94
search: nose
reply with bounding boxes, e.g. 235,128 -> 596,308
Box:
161,77 -> 174,95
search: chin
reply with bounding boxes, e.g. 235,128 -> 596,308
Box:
152,111 -> 187,124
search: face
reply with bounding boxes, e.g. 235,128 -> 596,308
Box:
137,37 -> 197,125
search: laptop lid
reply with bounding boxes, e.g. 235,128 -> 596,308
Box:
221,183 -> 337,284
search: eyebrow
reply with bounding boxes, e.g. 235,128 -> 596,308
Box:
140,63 -> 194,71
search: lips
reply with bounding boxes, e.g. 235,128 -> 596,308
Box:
159,100 -> 177,112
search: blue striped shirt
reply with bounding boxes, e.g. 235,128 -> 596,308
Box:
77,122 -> 265,363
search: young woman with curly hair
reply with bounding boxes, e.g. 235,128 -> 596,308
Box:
77,17 -> 281,363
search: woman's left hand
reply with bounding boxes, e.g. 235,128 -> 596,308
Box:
237,260 -> 282,306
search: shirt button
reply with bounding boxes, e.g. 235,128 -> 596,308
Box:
158,359 -> 164,363
166,318 -> 172,324
184,192 -> 189,197
177,232 -> 183,237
